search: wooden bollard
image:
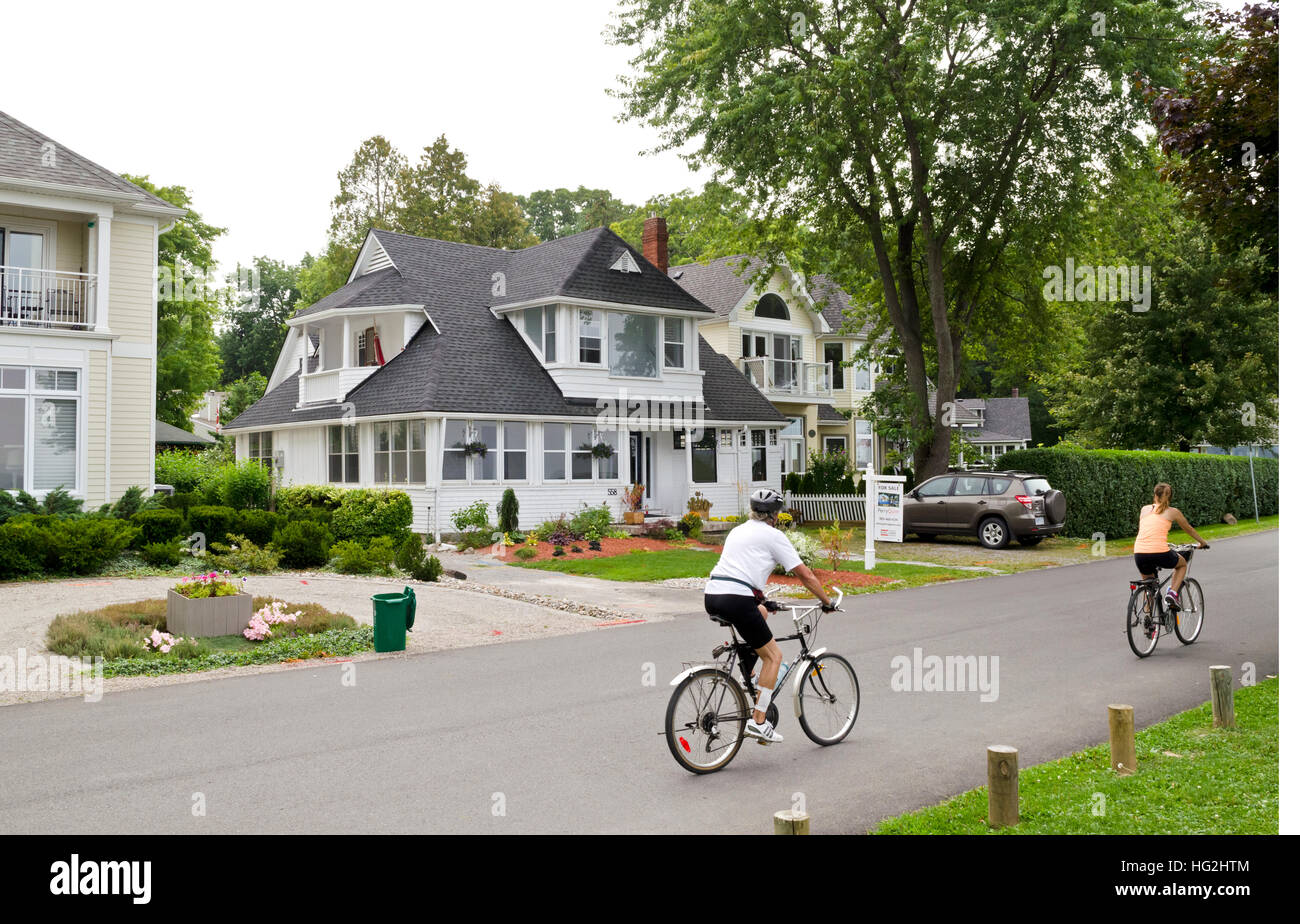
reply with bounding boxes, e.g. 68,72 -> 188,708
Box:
986,745 -> 1019,828
1109,704 -> 1136,775
773,810 -> 810,835
1210,666 -> 1235,728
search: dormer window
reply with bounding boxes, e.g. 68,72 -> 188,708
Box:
755,293 -> 789,320
578,309 -> 602,364
663,318 -> 685,369
522,305 -> 557,362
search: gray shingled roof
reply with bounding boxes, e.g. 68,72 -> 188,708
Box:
155,420 -> 215,446
928,395 -> 1032,443
295,227 -> 713,321
669,254 -> 864,334
227,328 -> 785,429
0,110 -> 184,214
818,404 -> 849,422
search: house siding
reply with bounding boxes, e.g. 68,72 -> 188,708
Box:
107,218 -> 156,345
86,349 -> 108,507
109,355 -> 153,496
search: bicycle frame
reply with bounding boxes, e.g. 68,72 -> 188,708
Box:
1131,543 -> 1198,622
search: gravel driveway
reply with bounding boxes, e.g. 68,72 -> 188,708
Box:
0,571 -> 662,705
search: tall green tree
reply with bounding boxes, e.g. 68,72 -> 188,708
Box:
330,136 -> 407,246
610,181 -> 754,264
220,372 -> 269,423
519,186 -> 633,241
612,0 -> 1195,480
219,256 -> 302,382
1143,1 -> 1278,290
124,175 -> 223,429
397,135 -> 482,240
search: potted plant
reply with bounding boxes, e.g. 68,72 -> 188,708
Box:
588,441 -> 615,460
166,571 -> 254,638
462,440 -> 489,457
686,490 -> 712,520
622,484 -> 645,524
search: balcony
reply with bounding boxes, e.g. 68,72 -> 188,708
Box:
298,365 -> 380,406
0,267 -> 97,330
737,357 -> 834,401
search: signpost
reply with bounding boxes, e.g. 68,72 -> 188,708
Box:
862,464 -> 906,570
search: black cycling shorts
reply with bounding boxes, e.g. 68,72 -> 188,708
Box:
1134,549 -> 1182,574
704,593 -> 773,649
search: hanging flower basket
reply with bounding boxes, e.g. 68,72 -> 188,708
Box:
462,441 -> 489,457
590,442 -> 615,460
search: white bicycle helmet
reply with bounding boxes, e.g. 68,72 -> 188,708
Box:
750,488 -> 785,515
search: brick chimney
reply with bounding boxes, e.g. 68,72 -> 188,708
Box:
642,215 -> 668,274
1011,387 -> 1020,397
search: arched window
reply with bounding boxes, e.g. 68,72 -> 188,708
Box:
754,293 -> 789,320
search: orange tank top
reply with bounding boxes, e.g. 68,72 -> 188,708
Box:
1134,509 -> 1172,553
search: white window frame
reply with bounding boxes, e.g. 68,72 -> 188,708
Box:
606,311 -> 660,379
0,363 -> 84,497
577,308 -> 604,366
824,435 -> 848,455
663,317 -> 686,369
327,423 -> 360,484
372,419 -> 427,485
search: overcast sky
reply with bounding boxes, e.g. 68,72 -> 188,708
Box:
7,0 -> 701,275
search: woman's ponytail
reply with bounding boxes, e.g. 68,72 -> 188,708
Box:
1152,482 -> 1172,514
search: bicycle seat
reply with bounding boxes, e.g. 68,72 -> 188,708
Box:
708,614 -> 731,626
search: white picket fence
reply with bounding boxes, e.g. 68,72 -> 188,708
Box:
786,493 -> 867,523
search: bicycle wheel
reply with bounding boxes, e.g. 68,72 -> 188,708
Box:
665,668 -> 748,774
1174,578 -> 1204,645
796,653 -> 860,745
1126,586 -> 1159,658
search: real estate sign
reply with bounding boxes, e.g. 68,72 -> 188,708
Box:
874,479 -> 904,542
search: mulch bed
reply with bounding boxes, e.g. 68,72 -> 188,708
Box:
481,536 -> 717,562
768,568 -> 898,588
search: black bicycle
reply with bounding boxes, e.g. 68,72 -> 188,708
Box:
1126,543 -> 1206,658
664,588 -> 858,774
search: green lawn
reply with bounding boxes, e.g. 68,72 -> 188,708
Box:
872,677 -> 1278,835
519,548 -> 973,593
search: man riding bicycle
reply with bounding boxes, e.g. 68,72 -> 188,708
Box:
704,488 -> 837,746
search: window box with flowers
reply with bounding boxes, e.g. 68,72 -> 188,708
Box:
166,572 -> 254,638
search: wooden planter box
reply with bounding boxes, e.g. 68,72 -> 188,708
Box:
623,511 -> 645,524
166,590 -> 254,638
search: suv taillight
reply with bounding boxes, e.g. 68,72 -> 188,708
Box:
1015,495 -> 1034,509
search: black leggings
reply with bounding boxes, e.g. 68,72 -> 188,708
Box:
1134,549 -> 1182,575
703,593 -> 773,649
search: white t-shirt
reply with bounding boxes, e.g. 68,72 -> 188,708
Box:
704,519 -> 805,597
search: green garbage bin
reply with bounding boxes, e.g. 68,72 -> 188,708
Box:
372,586 -> 416,652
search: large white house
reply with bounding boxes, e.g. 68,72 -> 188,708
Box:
0,111 -> 184,505
226,219 -> 789,533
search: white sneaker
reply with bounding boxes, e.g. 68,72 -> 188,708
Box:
745,719 -> 783,745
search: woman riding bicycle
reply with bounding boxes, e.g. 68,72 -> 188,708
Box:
1133,482 -> 1209,610
704,488 -> 836,746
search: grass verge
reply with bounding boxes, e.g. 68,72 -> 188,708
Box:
519,548 -> 972,593
872,677 -> 1278,834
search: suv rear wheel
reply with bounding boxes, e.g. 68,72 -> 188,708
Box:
978,516 -> 1010,550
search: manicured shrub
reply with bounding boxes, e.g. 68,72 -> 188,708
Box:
236,509 -> 283,546
206,535 -> 282,574
272,520 -> 335,570
49,517 -> 138,574
451,500 -> 491,533
330,537 -> 395,575
678,512 -> 703,540
218,460 -> 271,510
998,447 -> 1280,538
330,490 -> 414,541
132,509 -> 187,546
276,484 -> 346,514
40,486 -> 86,518
141,541 -> 184,568
497,489 -> 520,534
395,532 -> 442,581
645,518 -> 677,541
187,506 -> 237,546
570,503 -> 613,539
110,485 -> 147,519
161,490 -> 202,519
457,528 -> 497,550
0,519 -> 45,579
514,546 -> 537,561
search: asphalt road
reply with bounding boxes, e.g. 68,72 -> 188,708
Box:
0,531 -> 1277,834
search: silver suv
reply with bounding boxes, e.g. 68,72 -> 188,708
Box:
903,470 -> 1067,549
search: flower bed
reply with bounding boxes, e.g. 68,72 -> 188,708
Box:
503,536 -> 714,562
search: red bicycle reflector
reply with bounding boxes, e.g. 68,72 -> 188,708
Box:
1129,584 -> 1136,590
678,737 -> 691,753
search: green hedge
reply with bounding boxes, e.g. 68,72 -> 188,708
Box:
0,515 -> 138,579
997,447 -> 1279,538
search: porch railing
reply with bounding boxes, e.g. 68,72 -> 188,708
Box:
737,357 -> 834,398
0,266 -> 97,330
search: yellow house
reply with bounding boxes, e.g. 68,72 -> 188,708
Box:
671,255 -> 878,480
0,110 -> 184,505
